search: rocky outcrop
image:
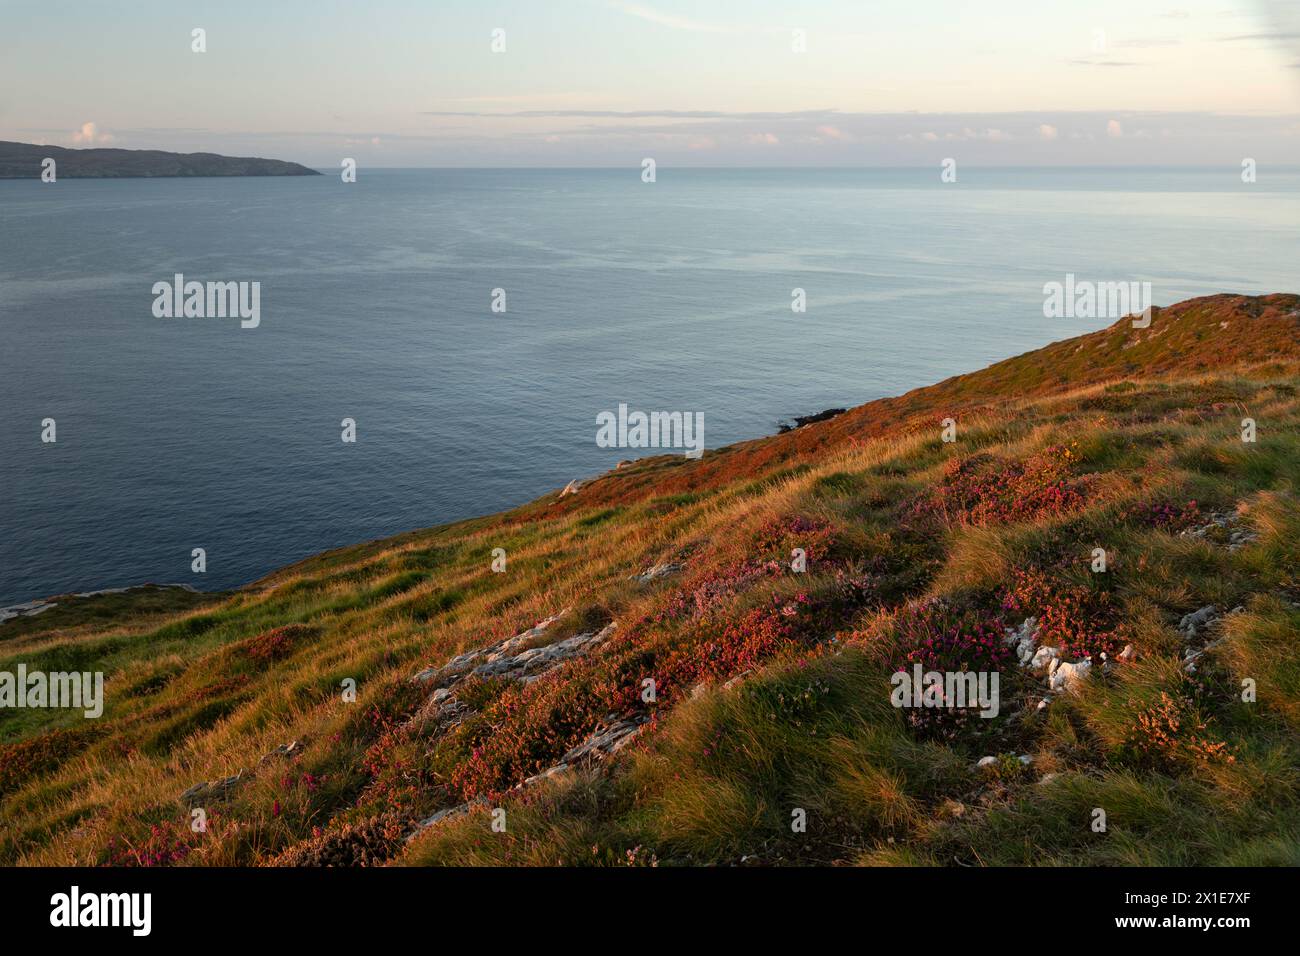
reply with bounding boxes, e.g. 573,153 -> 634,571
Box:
412,611 -> 615,687
518,714 -> 648,785
181,739 -> 305,805
558,714 -> 648,765
258,739 -> 307,766
1,583 -> 201,627
1002,617 -> 1094,698
409,798 -> 489,836
1005,617 -> 1039,665
0,599 -> 57,625
180,771 -> 245,808
1179,510 -> 1258,552
406,714 -> 650,839
1048,659 -> 1091,693
402,611 -> 634,839
1178,603 -> 1244,674
632,563 -> 684,584
403,687 -> 473,734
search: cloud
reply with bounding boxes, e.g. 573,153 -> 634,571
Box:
1113,37 -> 1180,48
815,124 -> 850,141
1067,57 -> 1140,67
1038,124 -> 1059,140
1217,32 -> 1300,42
605,1 -> 728,33
80,110 -> 1297,167
70,121 -> 113,145
420,109 -> 841,120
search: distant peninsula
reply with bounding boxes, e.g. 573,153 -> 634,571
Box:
0,140 -> 321,178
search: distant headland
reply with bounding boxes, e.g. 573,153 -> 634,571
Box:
0,140 -> 320,178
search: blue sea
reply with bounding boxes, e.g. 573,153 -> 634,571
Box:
1,167 -> 1298,605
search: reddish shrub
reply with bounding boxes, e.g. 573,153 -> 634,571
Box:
915,446 -> 1090,526
162,675 -> 252,712
103,820 -> 195,867
242,624 -> 313,664
0,726 -> 101,797
652,559 -> 784,623
889,600 -> 1011,740
1123,498 -> 1201,532
268,813 -> 407,867
1126,692 -> 1235,770
446,581 -> 873,800
1003,567 -> 1126,660
894,599 -> 1012,674
749,514 -> 841,563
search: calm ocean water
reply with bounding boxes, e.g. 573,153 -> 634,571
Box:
1,167 -> 1297,605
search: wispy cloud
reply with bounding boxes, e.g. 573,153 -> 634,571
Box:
1216,31 -> 1300,42
604,1 -> 730,34
421,109 -> 843,120
1067,58 -> 1141,67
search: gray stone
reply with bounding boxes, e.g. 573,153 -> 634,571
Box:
180,771 -> 244,807
632,563 -> 684,584
1178,604 -> 1219,638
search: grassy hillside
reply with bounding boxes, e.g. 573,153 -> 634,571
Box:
3,292 -> 1299,867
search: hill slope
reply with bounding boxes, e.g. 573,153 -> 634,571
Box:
3,293 -> 1299,867
0,140 -> 320,178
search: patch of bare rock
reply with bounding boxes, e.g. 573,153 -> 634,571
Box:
1178,603 -> 1243,674
412,609 -> 615,687
401,611 -> 643,839
1179,509 -> 1258,552
631,563 -> 684,584
405,714 -> 652,840
179,739 -> 305,807
1002,616 -> 1110,709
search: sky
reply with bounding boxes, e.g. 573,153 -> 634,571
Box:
3,0 -> 1300,166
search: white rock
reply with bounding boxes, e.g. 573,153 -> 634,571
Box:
1029,645 -> 1061,673
1004,617 -> 1040,664
1049,659 -> 1092,693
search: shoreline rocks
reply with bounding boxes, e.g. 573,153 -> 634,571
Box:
1,583 -> 202,627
